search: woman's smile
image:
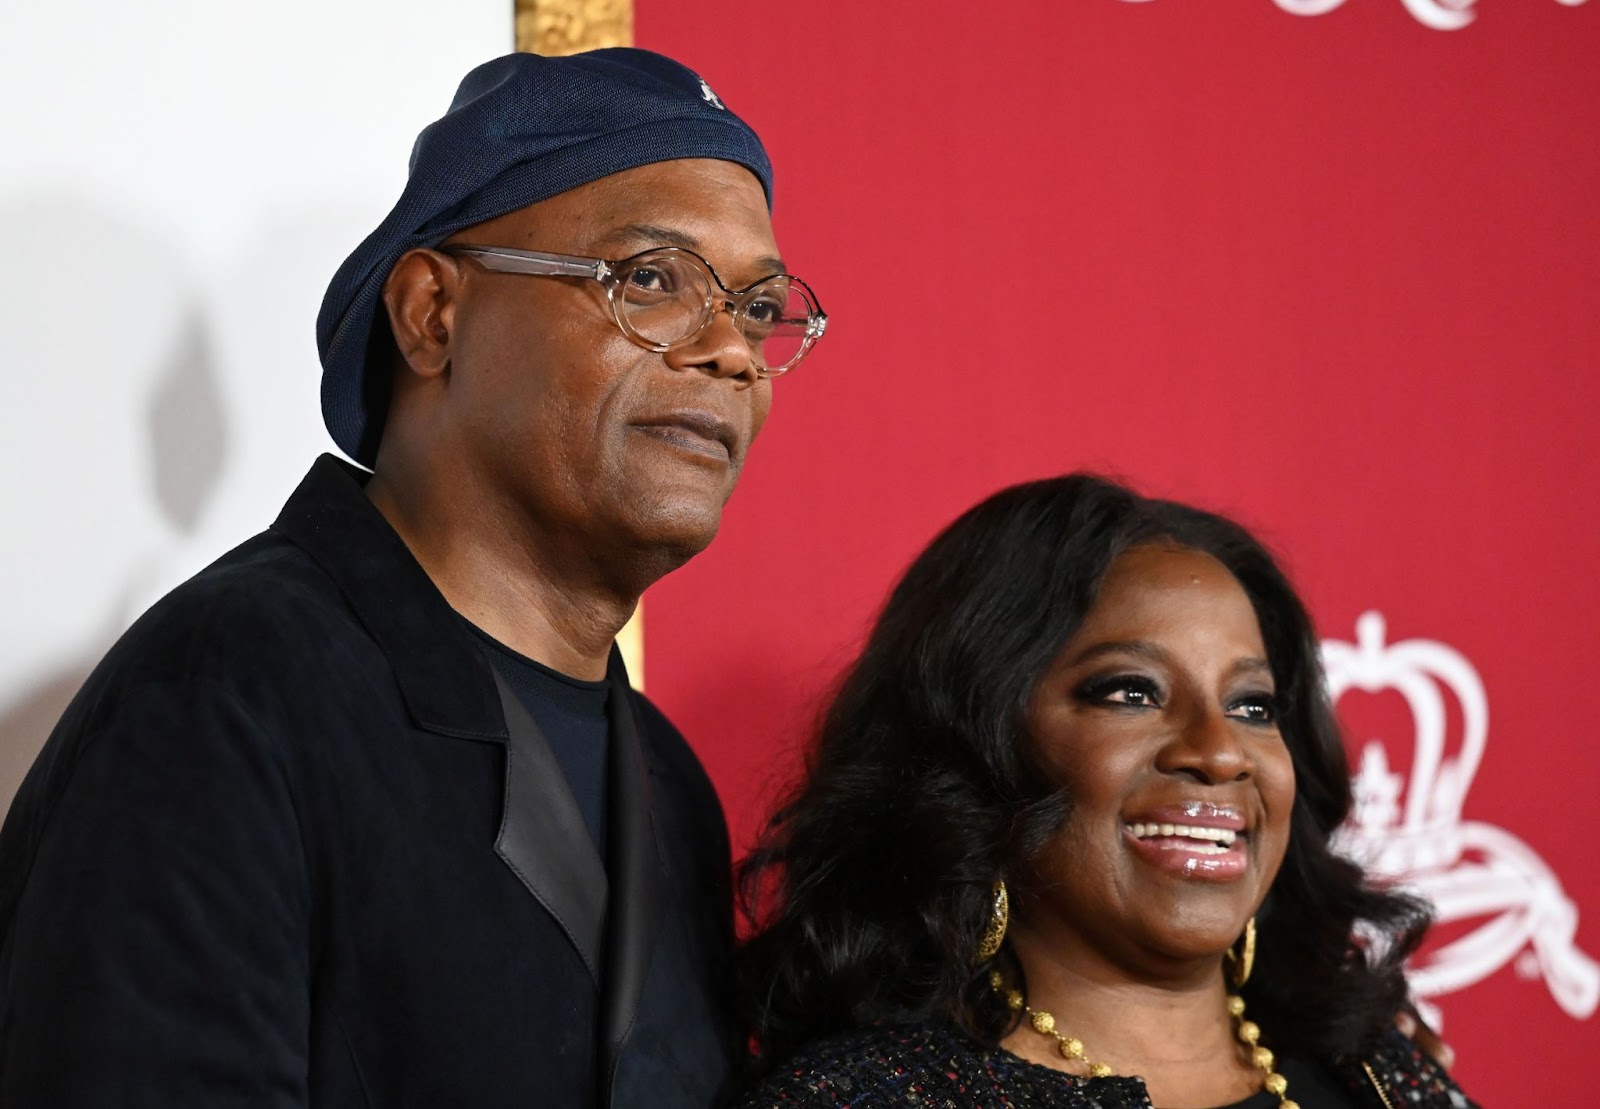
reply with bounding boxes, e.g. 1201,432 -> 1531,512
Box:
1121,802 -> 1251,878
1122,821 -> 1250,878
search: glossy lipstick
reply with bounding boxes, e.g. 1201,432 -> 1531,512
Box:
1122,803 -> 1248,880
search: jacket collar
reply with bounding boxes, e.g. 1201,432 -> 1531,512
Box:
271,454 -> 505,741
274,455 -> 670,1086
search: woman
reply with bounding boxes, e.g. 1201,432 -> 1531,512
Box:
735,475 -> 1475,1109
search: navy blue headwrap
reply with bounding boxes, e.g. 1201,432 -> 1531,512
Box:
316,49 -> 774,465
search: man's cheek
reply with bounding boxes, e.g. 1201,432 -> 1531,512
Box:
746,389 -> 774,445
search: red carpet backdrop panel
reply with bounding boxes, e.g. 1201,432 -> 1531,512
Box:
636,0 -> 1600,1102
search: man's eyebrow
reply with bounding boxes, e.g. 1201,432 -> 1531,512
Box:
595,222 -> 788,276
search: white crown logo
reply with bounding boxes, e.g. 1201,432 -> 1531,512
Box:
1324,611 -> 1485,874
1322,612 -> 1597,1023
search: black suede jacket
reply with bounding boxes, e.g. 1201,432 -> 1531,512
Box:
0,455 -> 736,1108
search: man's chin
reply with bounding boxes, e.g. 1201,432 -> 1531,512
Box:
617,493 -> 727,570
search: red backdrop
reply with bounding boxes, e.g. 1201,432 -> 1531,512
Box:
638,1 -> 1599,1100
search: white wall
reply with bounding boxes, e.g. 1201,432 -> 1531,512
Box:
0,1 -> 511,809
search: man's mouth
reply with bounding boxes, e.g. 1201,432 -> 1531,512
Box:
633,411 -> 736,460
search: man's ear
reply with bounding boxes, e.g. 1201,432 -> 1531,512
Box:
381,248 -> 460,379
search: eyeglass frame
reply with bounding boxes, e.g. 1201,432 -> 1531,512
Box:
440,243 -> 827,377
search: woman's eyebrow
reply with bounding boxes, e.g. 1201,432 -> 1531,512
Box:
1065,640 -> 1170,668
1229,657 -> 1274,678
1064,644 -> 1273,680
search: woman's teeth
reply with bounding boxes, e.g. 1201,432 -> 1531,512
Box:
1127,822 -> 1239,851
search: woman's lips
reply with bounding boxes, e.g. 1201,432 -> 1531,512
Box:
1121,807 -> 1250,879
1125,802 -> 1245,831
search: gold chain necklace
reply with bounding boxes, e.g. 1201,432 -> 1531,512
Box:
991,971 -> 1299,1109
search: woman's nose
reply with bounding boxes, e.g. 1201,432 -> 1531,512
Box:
1156,706 -> 1252,785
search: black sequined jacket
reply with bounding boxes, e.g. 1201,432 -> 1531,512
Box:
735,1021 -> 1478,1109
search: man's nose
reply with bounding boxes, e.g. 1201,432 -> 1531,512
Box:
663,302 -> 761,383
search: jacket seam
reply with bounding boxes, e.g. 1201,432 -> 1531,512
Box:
336,1010 -> 376,1108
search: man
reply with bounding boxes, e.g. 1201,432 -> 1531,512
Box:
0,49 -> 824,1107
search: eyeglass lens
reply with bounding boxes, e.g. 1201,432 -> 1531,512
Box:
612,252 -> 816,372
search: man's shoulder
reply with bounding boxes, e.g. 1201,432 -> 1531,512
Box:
0,525 -> 385,911
623,690 -> 735,873
105,527 -> 367,690
629,692 -> 723,809
28,516 -> 411,782
629,692 -> 696,768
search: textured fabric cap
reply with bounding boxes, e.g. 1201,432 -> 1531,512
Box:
316,48 -> 774,465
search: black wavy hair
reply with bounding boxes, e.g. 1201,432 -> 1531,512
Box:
736,473 -> 1430,1072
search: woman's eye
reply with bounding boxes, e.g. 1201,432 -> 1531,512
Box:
1078,676 -> 1162,708
1227,695 -> 1278,724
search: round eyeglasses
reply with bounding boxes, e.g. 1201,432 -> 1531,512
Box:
443,244 -> 827,377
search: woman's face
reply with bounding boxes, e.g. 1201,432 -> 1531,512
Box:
1014,543 -> 1295,978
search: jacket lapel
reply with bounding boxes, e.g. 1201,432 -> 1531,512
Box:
272,456 -> 506,740
598,652 -> 667,1103
275,458 -> 666,1073
491,670 -> 609,983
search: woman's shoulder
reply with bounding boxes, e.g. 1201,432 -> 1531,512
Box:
732,1022 -> 1149,1109
1349,1028 -> 1479,1109
733,1022 -> 997,1108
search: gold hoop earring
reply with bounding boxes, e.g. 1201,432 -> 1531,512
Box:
975,881 -> 1009,962
1228,916 -> 1257,988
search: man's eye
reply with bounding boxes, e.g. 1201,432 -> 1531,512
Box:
745,297 -> 783,326
625,263 -> 687,297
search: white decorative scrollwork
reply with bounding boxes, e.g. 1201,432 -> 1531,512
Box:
1322,612 -> 1598,1022
1276,0 -> 1477,31
1120,0 -> 1589,31
1273,0 -> 1351,15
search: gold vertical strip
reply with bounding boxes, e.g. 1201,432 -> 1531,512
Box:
615,602 -> 644,691
512,0 -> 644,688
515,0 -> 633,55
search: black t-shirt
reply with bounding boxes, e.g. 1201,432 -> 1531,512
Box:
470,626 -> 610,856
